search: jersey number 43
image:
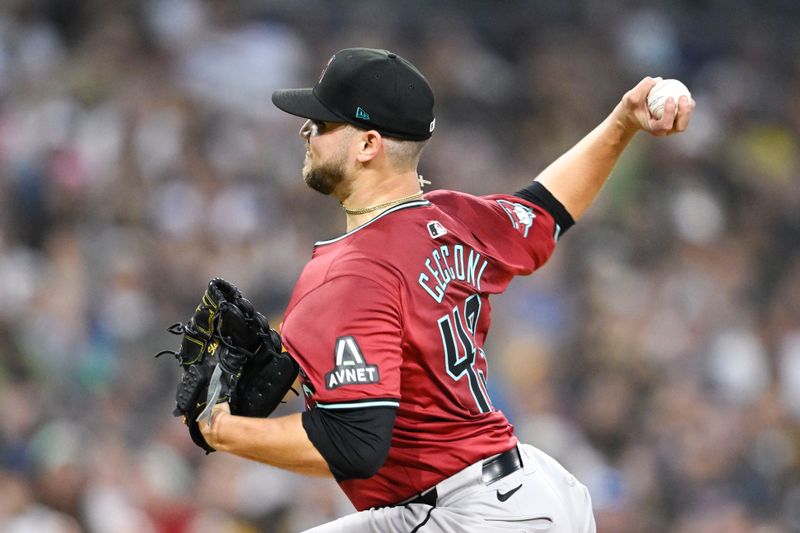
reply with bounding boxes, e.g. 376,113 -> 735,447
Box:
437,294 -> 494,414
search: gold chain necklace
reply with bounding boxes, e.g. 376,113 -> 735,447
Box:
341,191 -> 424,215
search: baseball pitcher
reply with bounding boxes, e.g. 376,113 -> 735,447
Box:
161,48 -> 693,532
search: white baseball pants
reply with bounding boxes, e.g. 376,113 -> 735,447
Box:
303,443 -> 596,533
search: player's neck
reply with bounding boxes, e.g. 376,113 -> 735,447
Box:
340,170 -> 423,231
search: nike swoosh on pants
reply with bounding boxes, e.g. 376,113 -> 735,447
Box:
496,483 -> 523,502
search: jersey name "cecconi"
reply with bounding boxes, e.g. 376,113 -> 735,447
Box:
418,244 -> 489,303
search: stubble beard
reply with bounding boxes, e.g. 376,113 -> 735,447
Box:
302,151 -> 347,196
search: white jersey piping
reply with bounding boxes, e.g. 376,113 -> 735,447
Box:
316,400 -> 401,409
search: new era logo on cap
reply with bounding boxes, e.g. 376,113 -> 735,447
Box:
355,107 -> 370,120
272,48 -> 436,141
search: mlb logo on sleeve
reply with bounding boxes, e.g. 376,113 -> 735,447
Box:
427,220 -> 448,239
325,336 -> 380,390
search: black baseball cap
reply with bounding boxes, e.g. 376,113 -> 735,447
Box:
272,48 -> 435,141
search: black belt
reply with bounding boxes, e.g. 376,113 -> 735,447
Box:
405,446 -> 523,507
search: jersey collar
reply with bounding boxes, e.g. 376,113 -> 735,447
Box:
314,199 -> 430,247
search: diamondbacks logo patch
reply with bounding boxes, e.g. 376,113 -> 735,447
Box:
325,336 -> 380,390
497,200 -> 535,238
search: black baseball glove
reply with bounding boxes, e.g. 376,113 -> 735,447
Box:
157,278 -> 299,453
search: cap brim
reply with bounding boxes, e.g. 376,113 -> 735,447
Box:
271,88 -> 342,122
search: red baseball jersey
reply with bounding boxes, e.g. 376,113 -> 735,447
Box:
280,189 -> 559,511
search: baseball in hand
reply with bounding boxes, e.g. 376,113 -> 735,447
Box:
647,79 -> 691,119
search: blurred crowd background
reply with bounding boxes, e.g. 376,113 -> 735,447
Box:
0,0 -> 799,531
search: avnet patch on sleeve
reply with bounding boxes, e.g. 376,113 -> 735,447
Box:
325,336 -> 381,390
